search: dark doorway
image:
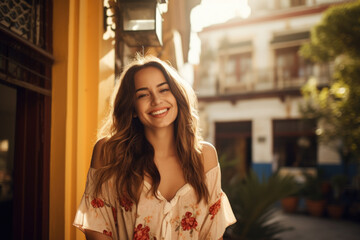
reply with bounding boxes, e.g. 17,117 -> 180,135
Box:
0,0 -> 52,238
0,83 -> 17,240
273,119 -> 317,168
215,121 -> 252,179
0,47 -> 52,240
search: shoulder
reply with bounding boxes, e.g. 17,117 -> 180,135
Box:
90,138 -> 107,169
201,141 -> 219,173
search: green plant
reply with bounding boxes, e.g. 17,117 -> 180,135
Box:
280,177 -> 304,213
302,172 -> 325,200
330,174 -> 348,202
227,171 -> 298,240
299,1 -> 360,176
219,154 -> 242,195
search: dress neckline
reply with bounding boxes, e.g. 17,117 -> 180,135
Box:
88,164 -> 220,203
142,164 -> 219,203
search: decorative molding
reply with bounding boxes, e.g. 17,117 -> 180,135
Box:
0,0 -> 47,48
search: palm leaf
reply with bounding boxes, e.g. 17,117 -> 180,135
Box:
227,171 -> 297,240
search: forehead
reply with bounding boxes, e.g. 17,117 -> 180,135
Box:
134,66 -> 167,88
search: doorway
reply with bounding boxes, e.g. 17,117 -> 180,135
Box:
215,121 -> 252,179
273,119 -> 317,168
0,83 -> 17,239
0,19 -> 52,240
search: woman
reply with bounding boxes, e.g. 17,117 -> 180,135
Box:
73,55 -> 236,240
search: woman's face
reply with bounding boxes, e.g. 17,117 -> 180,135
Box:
133,66 -> 178,131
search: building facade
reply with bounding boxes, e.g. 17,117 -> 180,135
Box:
194,0 -> 351,180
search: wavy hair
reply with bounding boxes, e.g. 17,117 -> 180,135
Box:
94,55 -> 209,203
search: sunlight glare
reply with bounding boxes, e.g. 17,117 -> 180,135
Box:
189,0 -> 251,64
191,0 -> 251,32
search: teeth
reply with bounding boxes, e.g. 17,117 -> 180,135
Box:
151,109 -> 168,115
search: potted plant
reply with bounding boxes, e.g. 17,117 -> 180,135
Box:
327,174 -> 348,219
280,178 -> 302,213
302,172 -> 327,217
281,194 -> 300,213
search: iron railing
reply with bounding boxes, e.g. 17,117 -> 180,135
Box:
197,63 -> 333,96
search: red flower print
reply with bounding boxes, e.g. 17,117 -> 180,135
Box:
91,198 -> 105,208
119,196 -> 133,212
112,207 -> 118,225
103,230 -> 112,236
181,212 -> 198,231
209,198 -> 221,220
133,224 -> 150,240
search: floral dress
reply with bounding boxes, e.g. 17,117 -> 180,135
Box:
73,164 -> 236,240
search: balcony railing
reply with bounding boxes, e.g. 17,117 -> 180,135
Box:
197,63 -> 333,96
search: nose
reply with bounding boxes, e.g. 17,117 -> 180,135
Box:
151,92 -> 162,106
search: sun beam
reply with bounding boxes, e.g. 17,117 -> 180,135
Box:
188,0 -> 251,64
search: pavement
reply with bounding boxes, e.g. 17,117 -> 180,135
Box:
273,209 -> 360,240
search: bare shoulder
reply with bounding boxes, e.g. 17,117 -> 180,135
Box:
90,138 -> 107,169
201,141 -> 219,173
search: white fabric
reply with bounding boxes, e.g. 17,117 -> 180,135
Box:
73,164 -> 236,240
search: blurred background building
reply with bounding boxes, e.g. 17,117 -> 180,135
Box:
194,0 -> 355,180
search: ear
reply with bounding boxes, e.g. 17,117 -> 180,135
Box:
133,112 -> 138,118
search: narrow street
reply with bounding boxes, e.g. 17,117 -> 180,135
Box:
274,209 -> 360,240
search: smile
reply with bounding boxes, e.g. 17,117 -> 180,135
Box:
150,108 -> 169,116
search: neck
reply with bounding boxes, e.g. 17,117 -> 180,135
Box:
144,126 -> 176,159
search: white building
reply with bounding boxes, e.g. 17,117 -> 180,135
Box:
194,0 -> 350,179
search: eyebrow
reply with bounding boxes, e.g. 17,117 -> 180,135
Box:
135,82 -> 169,93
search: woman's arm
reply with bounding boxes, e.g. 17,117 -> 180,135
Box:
85,230 -> 112,240
201,142 -> 219,173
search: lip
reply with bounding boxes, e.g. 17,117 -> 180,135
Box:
148,107 -> 170,117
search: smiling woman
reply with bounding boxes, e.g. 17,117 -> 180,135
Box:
73,55 -> 236,240
133,67 -> 178,131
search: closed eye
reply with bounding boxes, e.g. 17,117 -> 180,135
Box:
160,88 -> 170,93
137,93 -> 148,99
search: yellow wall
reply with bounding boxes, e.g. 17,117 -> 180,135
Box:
50,0 -> 69,238
51,0 -> 110,239
50,0 -> 191,239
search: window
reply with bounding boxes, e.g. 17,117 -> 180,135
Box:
275,46 -> 313,88
225,52 -> 252,85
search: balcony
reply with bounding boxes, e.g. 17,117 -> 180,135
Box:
196,63 -> 333,100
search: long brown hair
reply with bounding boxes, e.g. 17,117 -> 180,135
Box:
94,55 -> 209,203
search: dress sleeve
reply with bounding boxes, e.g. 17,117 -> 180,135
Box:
200,165 -> 237,240
73,168 -> 118,239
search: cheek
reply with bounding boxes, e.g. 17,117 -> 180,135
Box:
170,93 -> 177,105
172,99 -> 179,117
